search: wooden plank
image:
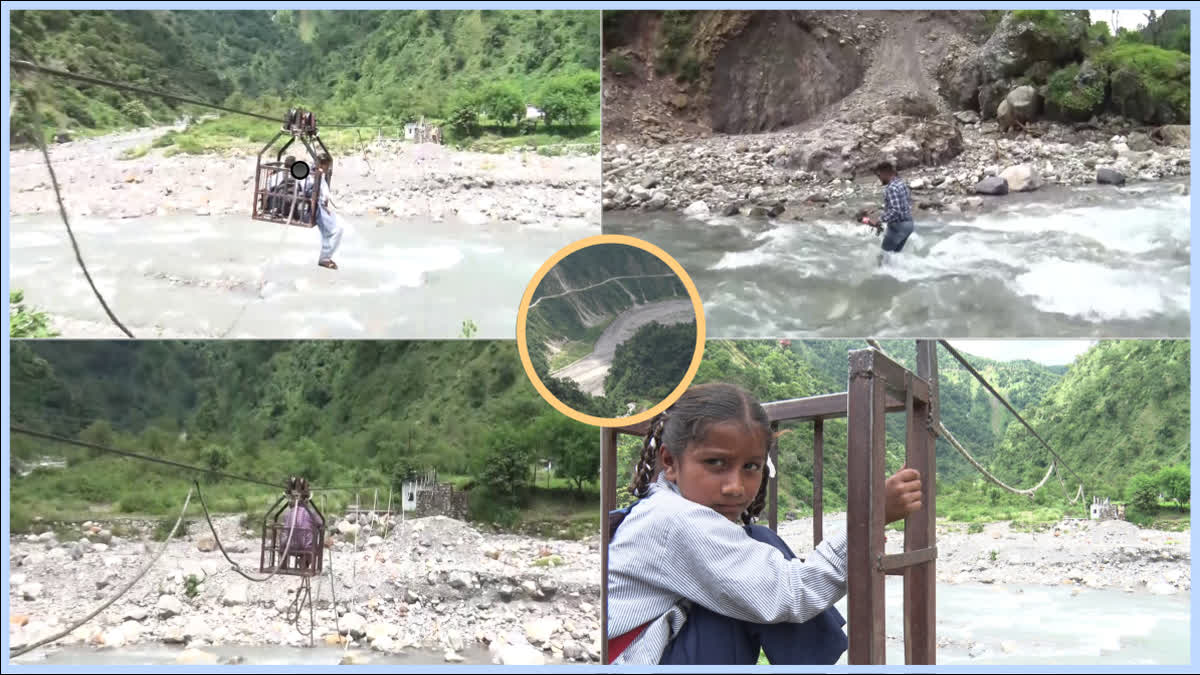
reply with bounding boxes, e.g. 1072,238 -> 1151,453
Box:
864,348 -> 931,404
881,546 -> 938,573
610,392 -> 907,439
814,419 -> 824,548
846,360 -> 887,664
600,427 -> 619,666
869,366 -> 888,663
909,340 -> 939,664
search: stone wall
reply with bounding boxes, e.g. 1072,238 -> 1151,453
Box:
411,483 -> 470,521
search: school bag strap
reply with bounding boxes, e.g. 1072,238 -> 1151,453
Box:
607,499 -> 640,539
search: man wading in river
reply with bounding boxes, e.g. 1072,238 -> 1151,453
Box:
863,160 -> 915,266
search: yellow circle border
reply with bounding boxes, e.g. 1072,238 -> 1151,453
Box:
516,234 -> 707,428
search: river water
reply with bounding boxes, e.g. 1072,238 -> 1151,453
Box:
603,180 -> 1190,338
11,582 -> 1186,666
9,212 -> 589,339
839,580 -> 1191,666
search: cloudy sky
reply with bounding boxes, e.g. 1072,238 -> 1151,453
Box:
1088,9 -> 1166,31
944,340 -> 1099,366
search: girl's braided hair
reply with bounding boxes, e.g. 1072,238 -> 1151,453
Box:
629,382 -> 774,526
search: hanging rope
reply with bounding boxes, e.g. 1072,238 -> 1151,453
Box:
193,479 -> 299,583
938,340 -> 1087,487
19,88 -> 134,338
355,127 -> 373,177
10,426 -> 282,488
12,60 -> 373,128
11,487 -> 194,657
936,420 -> 1057,497
865,340 -> 1067,498
1057,466 -> 1085,505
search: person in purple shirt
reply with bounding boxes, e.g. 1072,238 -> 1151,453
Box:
277,477 -> 322,570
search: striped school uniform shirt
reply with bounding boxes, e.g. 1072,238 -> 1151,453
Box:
607,472 -> 849,665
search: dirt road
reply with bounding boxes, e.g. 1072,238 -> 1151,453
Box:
550,299 -> 695,395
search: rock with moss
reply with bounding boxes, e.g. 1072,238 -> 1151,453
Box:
947,10 -> 1090,113
1101,43 -> 1190,125
1044,61 -> 1106,122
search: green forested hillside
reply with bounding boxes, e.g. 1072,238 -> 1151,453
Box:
10,9 -> 601,143
990,340 -> 1190,495
11,339 -> 1187,534
10,340 -> 599,535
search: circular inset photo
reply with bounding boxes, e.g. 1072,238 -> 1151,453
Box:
517,235 -> 706,427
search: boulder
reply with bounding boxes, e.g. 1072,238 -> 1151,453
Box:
683,200 -> 710,218
1152,125 -> 1189,147
998,164 -> 1043,192
997,85 -> 1041,129
974,176 -> 1010,195
156,594 -> 184,618
221,583 -> 248,607
948,11 -> 1089,112
496,644 -> 546,666
1096,167 -> 1126,185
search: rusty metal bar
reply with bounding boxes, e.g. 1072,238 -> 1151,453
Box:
813,418 -> 824,548
905,340 -> 939,664
881,546 -> 938,573
600,426 -> 619,666
847,350 -> 887,664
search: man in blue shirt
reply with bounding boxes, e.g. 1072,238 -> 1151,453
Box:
863,160 -> 915,261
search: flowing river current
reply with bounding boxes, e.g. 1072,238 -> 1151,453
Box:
603,180 -> 1190,338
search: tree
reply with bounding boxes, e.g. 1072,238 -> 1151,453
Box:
480,81 -> 524,125
1127,473 -> 1160,513
532,414 -> 597,493
476,424 -> 534,504
202,444 -> 231,483
1155,464 -> 1190,509
536,73 -> 593,127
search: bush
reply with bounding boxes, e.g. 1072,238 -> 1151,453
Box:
1155,464 -> 1189,508
1127,473 -> 1160,514
9,290 -> 57,338
120,99 -> 152,126
152,517 -> 191,541
1045,63 -> 1106,120
446,106 -> 481,140
677,57 -> 701,83
608,53 -> 632,76
1099,42 -> 1190,124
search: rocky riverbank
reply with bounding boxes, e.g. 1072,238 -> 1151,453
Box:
601,117 -> 1190,220
8,515 -> 601,666
10,126 -> 600,231
778,514 -> 1190,595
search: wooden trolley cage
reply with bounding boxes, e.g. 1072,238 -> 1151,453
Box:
260,478 -> 327,578
600,341 -> 940,665
251,108 -> 331,229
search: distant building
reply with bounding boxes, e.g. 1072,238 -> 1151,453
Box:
525,104 -> 545,120
1090,496 -> 1124,521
